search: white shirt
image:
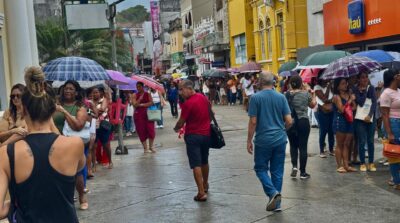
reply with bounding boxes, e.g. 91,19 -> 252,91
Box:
314,84 -> 333,106
126,104 -> 134,116
151,91 -> 161,103
242,79 -> 255,96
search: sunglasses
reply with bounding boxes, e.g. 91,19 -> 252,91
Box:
10,94 -> 21,99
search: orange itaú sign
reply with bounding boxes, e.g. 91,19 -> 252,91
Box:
323,0 -> 400,46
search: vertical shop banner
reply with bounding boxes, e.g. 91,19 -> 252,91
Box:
151,1 -> 162,75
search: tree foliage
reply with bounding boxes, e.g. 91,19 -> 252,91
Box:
116,5 -> 150,24
36,18 -> 132,72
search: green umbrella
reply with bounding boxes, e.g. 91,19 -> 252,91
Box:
278,61 -> 298,73
296,50 -> 352,69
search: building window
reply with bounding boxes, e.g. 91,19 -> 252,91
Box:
276,12 -> 285,57
217,21 -> 223,32
266,18 -> 272,59
259,21 -> 266,60
216,0 -> 223,11
234,34 -> 247,64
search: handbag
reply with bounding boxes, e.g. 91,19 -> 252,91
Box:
147,105 -> 161,121
343,103 -> 354,123
285,92 -> 298,136
63,120 -> 91,143
7,143 -> 18,223
208,104 -> 225,149
383,143 -> 400,159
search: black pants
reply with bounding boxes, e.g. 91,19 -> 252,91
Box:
288,118 -> 310,174
169,100 -> 178,117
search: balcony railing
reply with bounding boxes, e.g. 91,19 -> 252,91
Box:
201,32 -> 228,47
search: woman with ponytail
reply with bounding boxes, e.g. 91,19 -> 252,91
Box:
0,66 -> 85,222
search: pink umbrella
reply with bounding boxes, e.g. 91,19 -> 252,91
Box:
300,68 -> 321,84
106,70 -> 130,85
131,74 -> 165,93
238,61 -> 262,73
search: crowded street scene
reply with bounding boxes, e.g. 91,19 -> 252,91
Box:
0,0 -> 400,222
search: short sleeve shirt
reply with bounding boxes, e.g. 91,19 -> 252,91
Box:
288,91 -> 312,120
248,89 -> 291,147
380,88 -> 400,118
181,93 -> 211,136
314,84 -> 333,106
242,79 -> 255,96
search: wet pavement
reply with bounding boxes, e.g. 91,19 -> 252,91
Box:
76,104 -> 400,223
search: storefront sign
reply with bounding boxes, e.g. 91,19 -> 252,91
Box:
348,0 -> 365,34
324,0 -> 400,46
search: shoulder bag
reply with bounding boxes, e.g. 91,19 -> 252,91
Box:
208,104 -> 225,149
285,92 -> 298,136
147,104 -> 161,122
63,120 -> 91,143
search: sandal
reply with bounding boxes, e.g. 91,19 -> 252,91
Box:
79,202 -> 89,210
346,167 -> 357,172
193,194 -> 207,202
108,163 -> 113,169
149,148 -> 157,153
336,167 -> 347,173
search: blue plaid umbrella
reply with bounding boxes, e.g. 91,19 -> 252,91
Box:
321,56 -> 382,80
43,56 -> 110,81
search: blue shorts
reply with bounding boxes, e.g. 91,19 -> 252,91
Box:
333,113 -> 353,134
184,134 -> 210,169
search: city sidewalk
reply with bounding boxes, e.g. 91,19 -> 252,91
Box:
75,104 -> 400,223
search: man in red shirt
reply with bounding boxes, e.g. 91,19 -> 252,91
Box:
174,80 -> 211,202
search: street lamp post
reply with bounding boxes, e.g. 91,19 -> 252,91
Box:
107,0 -> 128,155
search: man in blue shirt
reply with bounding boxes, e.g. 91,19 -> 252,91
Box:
247,72 -> 292,212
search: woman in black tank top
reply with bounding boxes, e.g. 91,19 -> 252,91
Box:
0,67 -> 85,222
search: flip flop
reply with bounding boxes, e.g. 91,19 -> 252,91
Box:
193,194 -> 207,202
80,202 -> 89,210
336,167 -> 347,173
346,167 -> 357,172
204,183 -> 209,193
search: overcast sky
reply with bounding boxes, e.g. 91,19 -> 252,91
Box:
107,0 -> 150,12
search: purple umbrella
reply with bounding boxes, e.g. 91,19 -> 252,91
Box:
238,61 -> 262,73
279,70 -> 298,77
321,56 -> 382,80
118,78 -> 137,91
106,70 -> 130,85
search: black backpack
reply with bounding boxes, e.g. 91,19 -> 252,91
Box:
285,92 -> 298,136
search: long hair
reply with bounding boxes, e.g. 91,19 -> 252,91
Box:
8,84 -> 25,123
59,80 -> 84,107
22,67 -> 56,123
383,69 -> 399,88
333,77 -> 348,95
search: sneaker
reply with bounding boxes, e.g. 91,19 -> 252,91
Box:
155,125 -> 161,129
319,153 -> 327,158
329,151 -> 335,156
360,164 -> 367,172
300,173 -> 310,179
273,199 -> 282,212
290,168 -> 298,178
159,125 -> 164,129
266,193 -> 281,211
369,163 -> 377,172
384,161 -> 389,166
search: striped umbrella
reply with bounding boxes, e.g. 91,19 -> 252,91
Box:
131,74 -> 165,93
321,56 -> 382,80
43,56 -> 110,81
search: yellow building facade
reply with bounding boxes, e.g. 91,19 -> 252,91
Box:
170,30 -> 183,54
228,0 -> 255,68
250,0 -> 308,74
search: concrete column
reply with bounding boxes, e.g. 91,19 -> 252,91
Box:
4,0 -> 39,85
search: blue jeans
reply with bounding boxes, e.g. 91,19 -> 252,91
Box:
254,142 -> 287,198
124,116 -> 133,132
317,111 -> 334,153
355,120 -> 375,164
154,102 -> 164,126
389,118 -> 400,184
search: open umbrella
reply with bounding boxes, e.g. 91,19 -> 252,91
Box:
296,51 -> 352,69
238,61 -> 262,73
119,79 -> 137,91
353,50 -> 394,63
321,56 -> 382,80
106,70 -> 130,85
278,61 -> 298,73
131,75 -> 165,93
279,70 -> 298,77
209,69 -> 228,78
43,56 -> 110,81
299,68 -> 321,83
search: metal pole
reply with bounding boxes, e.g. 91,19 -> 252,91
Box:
108,0 -> 127,154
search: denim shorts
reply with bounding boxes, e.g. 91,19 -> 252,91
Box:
96,126 -> 112,145
333,113 -> 353,134
184,134 -> 210,169
390,118 -> 400,144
